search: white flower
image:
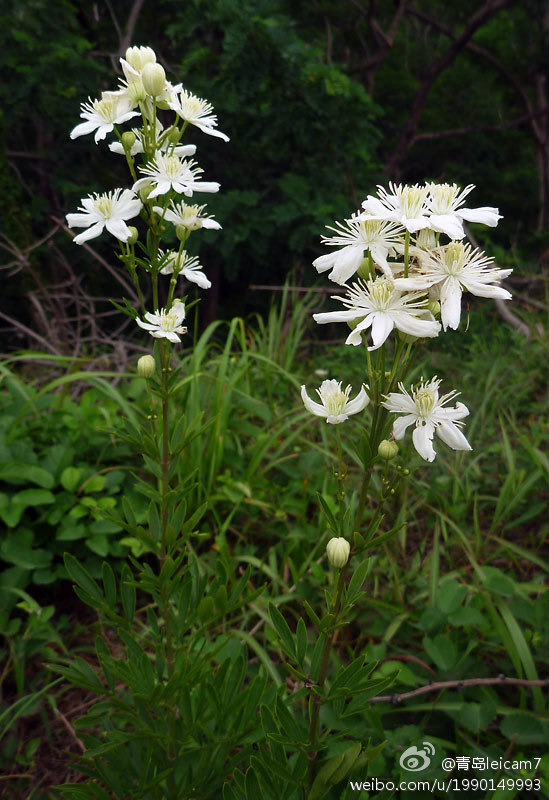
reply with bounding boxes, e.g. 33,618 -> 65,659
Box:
382,377 -> 472,462
133,154 -> 220,199
136,300 -> 187,343
70,95 -> 140,143
313,215 -> 404,284
360,183 -> 431,233
301,379 -> 369,424
158,250 -> 211,289
154,200 -> 221,231
313,276 -> 441,350
394,241 -> 512,330
66,189 -> 142,245
168,88 -> 229,141
426,183 -> 502,239
109,122 -> 196,159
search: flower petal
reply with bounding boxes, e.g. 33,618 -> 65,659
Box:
72,222 -> 104,244
301,385 -> 328,418
440,277 -> 462,330
413,422 -> 436,462
436,421 -> 472,452
392,414 -> 417,440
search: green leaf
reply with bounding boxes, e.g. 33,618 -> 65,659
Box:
296,617 -> 307,667
120,564 -> 136,623
101,562 -> 116,608
316,492 -> 338,533
500,713 -> 549,745
346,557 -> 370,605
64,553 -> 103,602
436,578 -> 468,615
60,466 -> 81,492
422,634 -> 456,672
269,603 -> 296,659
1,530 -> 52,570
0,461 -> 54,488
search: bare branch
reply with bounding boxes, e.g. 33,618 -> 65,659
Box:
384,0 -> 516,176
370,675 -> 549,705
117,0 -> 147,60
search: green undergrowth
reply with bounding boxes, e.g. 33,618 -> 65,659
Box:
1,292 -> 547,798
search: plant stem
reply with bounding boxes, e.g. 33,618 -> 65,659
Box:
159,339 -> 177,799
307,564 -> 347,790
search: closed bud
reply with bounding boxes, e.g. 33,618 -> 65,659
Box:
167,126 -> 182,144
378,439 -> 399,460
347,314 -> 366,331
126,226 -> 139,244
399,332 -> 419,344
121,131 -> 137,151
176,224 -> 190,243
137,354 -> 156,378
426,299 -> 441,317
138,185 -> 152,202
142,62 -> 166,97
125,46 -> 156,72
356,256 -> 376,281
127,80 -> 147,103
326,537 -> 350,569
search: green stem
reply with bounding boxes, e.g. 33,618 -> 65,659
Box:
307,564 -> 347,789
335,427 -> 346,536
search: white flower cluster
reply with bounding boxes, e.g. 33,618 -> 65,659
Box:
303,181 -> 514,461
66,45 -> 228,343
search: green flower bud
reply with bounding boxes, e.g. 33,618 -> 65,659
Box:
347,314 -> 366,331
126,226 -> 139,245
176,224 -> 190,243
399,332 -> 419,344
127,80 -> 147,103
138,185 -> 152,203
142,62 -> 166,97
426,299 -> 441,317
378,439 -> 399,460
167,126 -> 182,144
356,256 -> 376,281
326,537 -> 350,568
121,131 -> 137,151
137,354 -> 156,378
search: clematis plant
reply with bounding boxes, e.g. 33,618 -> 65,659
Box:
56,45 -> 270,800
250,179 -> 513,796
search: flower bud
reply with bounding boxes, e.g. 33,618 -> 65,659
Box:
176,224 -> 190,243
426,299 -> 441,317
125,46 -> 156,71
399,332 -> 419,344
127,80 -> 147,103
347,314 -> 366,331
142,63 -> 166,97
137,354 -> 156,378
326,537 -> 350,568
167,126 -> 182,144
378,439 -> 399,460
126,226 -> 139,245
121,131 -> 137,151
138,185 -> 152,202
356,256 -> 376,281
